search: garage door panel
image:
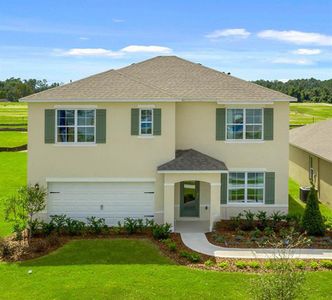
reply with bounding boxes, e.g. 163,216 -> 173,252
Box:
48,182 -> 154,225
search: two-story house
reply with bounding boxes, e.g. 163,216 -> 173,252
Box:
21,56 -> 295,231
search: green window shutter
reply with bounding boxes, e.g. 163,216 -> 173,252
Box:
264,108 -> 274,140
265,172 -> 275,204
44,109 -> 55,144
131,108 -> 139,135
216,108 -> 226,141
220,173 -> 228,204
153,108 -> 161,135
96,109 -> 106,144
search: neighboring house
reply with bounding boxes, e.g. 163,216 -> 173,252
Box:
21,56 -> 295,231
289,120 -> 332,208
0,98 -> 9,102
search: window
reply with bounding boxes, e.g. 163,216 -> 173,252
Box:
228,172 -> 264,203
226,109 -> 263,140
56,109 -> 95,143
140,109 -> 153,135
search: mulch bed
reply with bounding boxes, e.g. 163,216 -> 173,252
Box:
206,220 -> 332,250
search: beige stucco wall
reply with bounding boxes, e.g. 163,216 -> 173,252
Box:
289,144 -> 332,208
175,101 -> 289,209
28,100 -> 290,223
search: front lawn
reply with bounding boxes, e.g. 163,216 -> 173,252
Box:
0,102 -> 27,127
0,131 -> 27,147
0,239 -> 331,299
0,152 -> 27,236
290,103 -> 332,127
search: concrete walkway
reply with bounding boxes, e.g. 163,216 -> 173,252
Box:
181,233 -> 332,259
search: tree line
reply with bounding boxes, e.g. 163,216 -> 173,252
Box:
0,78 -> 61,101
253,78 -> 332,103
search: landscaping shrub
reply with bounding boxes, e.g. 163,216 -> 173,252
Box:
320,260 -> 332,269
241,210 -> 255,231
309,261 -> 319,270
50,215 -> 67,234
217,261 -> 229,269
40,220 -> 55,236
179,251 -> 201,263
65,218 -> 86,236
213,234 -> 225,244
263,226 -> 274,237
204,259 -> 215,267
256,211 -> 268,229
162,239 -> 177,252
152,223 -> 171,240
248,261 -> 260,269
123,218 -> 142,234
86,216 -> 108,234
294,260 -> 306,269
302,184 -> 325,236
250,228 -> 261,239
235,261 -> 247,269
229,213 -> 243,230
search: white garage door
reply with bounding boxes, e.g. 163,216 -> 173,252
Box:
47,182 -> 154,225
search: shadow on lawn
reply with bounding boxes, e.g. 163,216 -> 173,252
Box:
21,239 -> 174,267
288,194 -> 304,216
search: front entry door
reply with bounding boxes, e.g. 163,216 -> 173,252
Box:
180,181 -> 200,217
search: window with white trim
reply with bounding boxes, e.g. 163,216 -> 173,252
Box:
228,172 -> 264,203
139,109 -> 153,135
226,108 -> 263,140
56,109 -> 95,143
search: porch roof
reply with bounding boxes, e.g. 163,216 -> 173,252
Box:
157,149 -> 228,173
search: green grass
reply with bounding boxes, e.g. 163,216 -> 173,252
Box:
0,102 -> 27,126
0,239 -> 331,299
0,152 -> 27,236
288,177 -> 332,219
290,103 -> 332,126
0,131 -> 27,147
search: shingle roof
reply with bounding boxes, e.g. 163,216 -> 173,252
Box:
289,119 -> 332,163
21,56 -> 295,102
157,149 -> 228,172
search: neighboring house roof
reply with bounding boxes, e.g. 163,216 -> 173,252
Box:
289,119 -> 332,163
0,98 -> 9,102
157,149 -> 228,172
21,56 -> 295,102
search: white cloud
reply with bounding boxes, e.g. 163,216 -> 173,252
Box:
272,57 -> 314,65
292,48 -> 321,55
206,28 -> 251,39
257,30 -> 332,46
59,48 -> 123,57
120,45 -> 172,53
55,45 -> 172,57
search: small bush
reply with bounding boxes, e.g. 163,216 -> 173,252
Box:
295,260 -> 306,269
241,210 -> 255,231
271,211 -> 285,228
256,211 -> 268,229
217,262 -> 229,269
152,223 -> 171,240
248,261 -> 260,269
310,261 -> 319,270
162,239 -> 177,252
263,226 -> 274,237
28,219 -> 42,237
229,213 -> 243,230
250,228 -> 261,239
302,184 -> 325,236
65,218 -> 86,236
86,216 -> 108,234
235,261 -> 247,269
40,220 -> 55,236
179,251 -> 201,263
50,215 -> 67,234
213,234 -> 225,243
0,238 -> 11,258
320,260 -> 332,269
123,218 -> 142,234
204,259 -> 215,267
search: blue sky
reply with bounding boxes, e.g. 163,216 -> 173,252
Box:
0,0 -> 331,83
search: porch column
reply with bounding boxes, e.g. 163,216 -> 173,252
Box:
164,183 -> 175,231
210,183 -> 221,231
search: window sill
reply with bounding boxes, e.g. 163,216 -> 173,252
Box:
225,140 -> 265,144
221,203 -> 265,206
54,143 -> 97,147
137,135 -> 155,139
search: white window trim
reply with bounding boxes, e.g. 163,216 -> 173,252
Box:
227,171 -> 265,204
139,108 -> 153,136
55,109 -> 96,144
226,108 -> 264,142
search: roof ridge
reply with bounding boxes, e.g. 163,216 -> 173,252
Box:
114,69 -> 178,99
169,56 -> 296,100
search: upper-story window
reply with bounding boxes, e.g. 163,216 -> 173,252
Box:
226,108 -> 263,140
140,109 -> 153,135
56,109 -> 95,143
228,172 -> 265,204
